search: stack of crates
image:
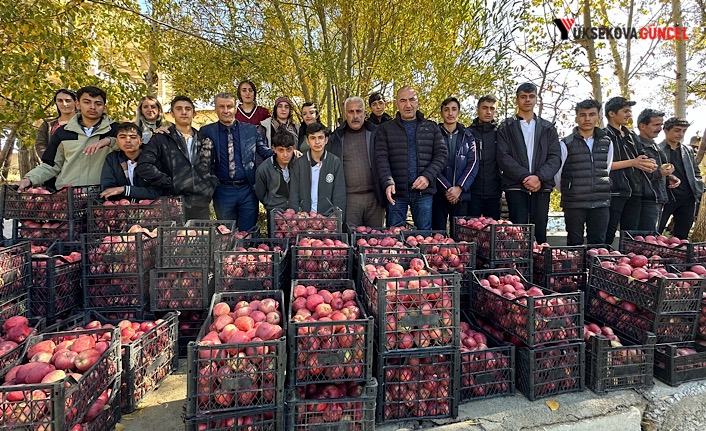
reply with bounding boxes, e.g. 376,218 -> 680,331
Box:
185,290 -> 286,429
215,237 -> 290,293
469,268 -> 585,400
285,279 -> 376,430
358,252 -> 461,423
533,244 -> 587,293
269,207 -> 343,242
291,233 -> 354,281
0,241 -> 31,319
454,217 -> 534,281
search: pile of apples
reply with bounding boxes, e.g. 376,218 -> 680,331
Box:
86,224 -> 157,275
456,217 -> 530,259
533,243 -> 584,273
631,234 -> 689,248
523,343 -> 583,397
220,242 -> 285,290
355,235 -> 407,250
474,273 -> 581,346
0,316 -> 40,364
290,284 -> 366,382
0,244 -> 29,299
459,321 -> 512,398
349,224 -> 408,235
273,208 -> 340,239
294,237 -> 351,279
91,197 -> 182,232
9,186 -> 88,220
362,258 -> 455,350
153,269 -> 207,309
382,355 -> 453,420
292,382 -> 368,425
406,234 -> 473,273
194,298 -> 283,411
537,273 -> 585,293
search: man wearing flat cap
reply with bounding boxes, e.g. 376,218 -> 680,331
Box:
603,96 -> 656,245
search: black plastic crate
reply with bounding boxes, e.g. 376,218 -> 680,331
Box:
185,219 -> 243,257
350,232 -> 404,250
0,291 -> 29,321
375,348 -> 459,423
0,326 -> 120,429
1,184 -> 100,220
516,341 -> 585,401
359,253 -> 461,354
157,223 -> 234,268
84,271 -> 149,310
285,379 -> 377,430
292,233 -> 353,280
288,279 -> 373,386
216,238 -> 290,292
31,241 -> 82,318
585,321 -> 655,393
0,316 -> 46,377
619,231 -> 691,263
586,285 -> 698,344
150,267 -> 211,311
0,241 -> 31,301
172,310 -> 207,359
185,290 -> 286,417
185,406 -> 284,431
13,217 -> 88,242
77,378 -> 122,431
88,196 -> 184,233
654,342 -> 706,386
454,217 -> 534,261
459,313 -> 515,403
417,240 -> 476,289
82,230 -> 158,277
270,207 -> 343,241
534,271 -> 587,293
470,269 -> 583,347
533,245 -> 586,274
589,255 -> 705,314
476,256 -> 533,282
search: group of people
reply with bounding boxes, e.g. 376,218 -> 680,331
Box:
17,81 -> 704,245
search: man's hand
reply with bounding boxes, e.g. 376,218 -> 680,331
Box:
668,175 -> 681,188
153,126 -> 170,135
294,150 -> 302,158
632,155 -> 657,172
385,185 -> 396,205
84,137 -> 111,155
14,179 -> 31,192
445,186 -> 462,204
411,176 -> 429,191
100,186 -> 126,199
523,175 -> 541,192
660,164 -> 675,177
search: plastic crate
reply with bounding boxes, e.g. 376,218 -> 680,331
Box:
699,295 -> 706,341
285,379 -> 377,431
476,256 -> 533,282
31,241 -> 82,318
359,253 -> 461,354
1,184 -> 100,220
586,285 -> 698,344
185,406 -> 284,431
77,379 -> 122,431
185,219 -> 243,256
459,313 -> 515,403
534,271 -> 587,293
157,223 -> 234,268
292,233 -> 353,280
350,232 -> 405,250
417,240 -> 476,289
82,230 -> 158,276
185,290 -> 287,417
654,342 -> 706,386
288,279 -> 373,386
216,238 -> 290,292
174,310 -> 207,358
470,269 -> 583,347
84,272 -> 149,310
270,207 -> 343,241
150,267 -> 211,311
0,326 -> 120,429
516,341 -> 585,401
619,230 -> 691,263
0,291 -> 29,320
588,255 -> 705,314
13,217 -> 88,242
375,348 -> 459,423
86,310 -> 179,413
0,317 -> 46,377
345,221 -> 411,238
585,322 -> 655,393
0,241 -> 31,301
454,217 -> 534,260
88,196 -> 184,233
533,245 -> 586,275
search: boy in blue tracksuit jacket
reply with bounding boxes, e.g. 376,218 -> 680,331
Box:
432,97 -> 479,233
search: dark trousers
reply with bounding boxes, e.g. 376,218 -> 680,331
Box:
431,194 -> 468,237
638,200 -> 662,232
564,207 -> 610,246
183,203 -> 211,222
658,198 -> 696,239
505,190 -> 551,243
604,195 -> 641,245
468,195 -> 502,220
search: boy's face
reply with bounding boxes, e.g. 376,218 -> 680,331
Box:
516,91 -> 536,114
117,129 -> 142,154
274,145 -> 294,165
306,131 -> 327,152
79,94 -> 106,121
172,101 -> 194,127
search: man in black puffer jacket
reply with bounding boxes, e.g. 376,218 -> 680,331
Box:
468,95 -> 502,219
375,86 -> 448,229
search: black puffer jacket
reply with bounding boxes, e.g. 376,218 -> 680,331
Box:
468,118 -> 501,198
560,127 -> 611,209
136,125 -> 219,207
374,111 -> 448,199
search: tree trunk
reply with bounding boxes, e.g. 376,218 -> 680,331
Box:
0,129 -> 16,181
672,0 -> 686,117
18,145 -> 40,178
692,196 -> 706,241
583,0 -> 602,101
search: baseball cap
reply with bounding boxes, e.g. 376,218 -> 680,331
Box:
605,96 -> 636,115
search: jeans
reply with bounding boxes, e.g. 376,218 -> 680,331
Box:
638,201 -> 662,232
658,198 -> 696,239
387,192 -> 432,230
505,190 -> 551,243
605,195 -> 641,245
431,194 -> 468,237
564,207 -> 610,246
212,184 -> 259,231
468,195 -> 502,220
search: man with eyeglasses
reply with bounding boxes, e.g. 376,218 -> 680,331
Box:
375,86 -> 448,229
